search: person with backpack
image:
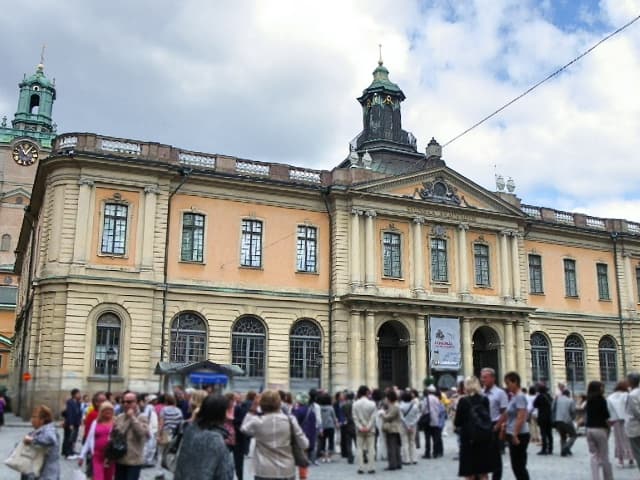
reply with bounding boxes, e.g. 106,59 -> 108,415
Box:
423,385 -> 444,458
454,376 -> 494,480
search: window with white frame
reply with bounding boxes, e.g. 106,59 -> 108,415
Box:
181,213 -> 205,262
528,254 -> 544,294
170,312 -> 207,363
290,320 -> 321,380
564,259 -> 578,297
240,219 -> 262,267
599,336 -> 617,384
296,225 -> 317,272
474,243 -> 490,286
530,332 -> 550,383
101,203 -> 128,255
596,263 -> 610,300
232,316 -> 266,378
431,237 -> 448,282
383,232 -> 401,278
94,313 -> 121,375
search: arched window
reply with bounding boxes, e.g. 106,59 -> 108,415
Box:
170,313 -> 207,363
599,336 -> 618,384
290,320 -> 321,381
30,94 -> 40,114
232,316 -> 265,378
0,234 -> 10,252
530,333 -> 550,383
95,313 -> 121,375
565,334 -> 585,393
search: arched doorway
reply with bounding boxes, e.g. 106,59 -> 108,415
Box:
377,321 -> 410,389
473,326 -> 500,379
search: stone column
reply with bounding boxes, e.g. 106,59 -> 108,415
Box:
458,224 -> 469,294
365,311 -> 377,388
350,209 -> 362,289
461,317 -> 473,377
364,210 -> 377,290
515,320 -> 526,379
141,185 -> 159,270
499,231 -> 511,298
350,310 -> 362,387
504,320 -> 515,373
623,252 -> 635,308
415,315 -> 427,388
511,232 -> 522,300
72,178 -> 94,263
412,217 -> 425,296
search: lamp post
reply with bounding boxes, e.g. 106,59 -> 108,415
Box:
316,353 -> 324,389
568,359 -> 576,398
106,347 -> 116,394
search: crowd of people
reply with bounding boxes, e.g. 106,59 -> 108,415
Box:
12,369 -> 640,479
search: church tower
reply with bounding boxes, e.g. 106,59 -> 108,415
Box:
12,62 -> 57,134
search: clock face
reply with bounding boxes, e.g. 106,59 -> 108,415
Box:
12,141 -> 38,166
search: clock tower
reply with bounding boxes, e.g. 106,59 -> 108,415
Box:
341,57 -> 426,175
0,62 -> 59,371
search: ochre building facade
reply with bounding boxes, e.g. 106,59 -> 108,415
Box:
11,61 -> 640,413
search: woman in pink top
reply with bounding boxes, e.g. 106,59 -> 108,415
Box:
79,401 -> 116,480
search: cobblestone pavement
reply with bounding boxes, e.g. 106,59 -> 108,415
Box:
1,415 -> 639,479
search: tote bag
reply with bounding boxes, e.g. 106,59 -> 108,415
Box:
4,440 -> 46,475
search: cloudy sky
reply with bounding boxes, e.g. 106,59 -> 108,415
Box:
1,0 -> 640,221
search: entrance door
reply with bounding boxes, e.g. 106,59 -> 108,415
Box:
472,326 -> 500,379
378,321 -> 410,389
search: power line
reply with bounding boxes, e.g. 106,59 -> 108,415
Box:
443,12 -> 640,148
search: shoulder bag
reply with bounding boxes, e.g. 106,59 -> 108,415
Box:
106,422 -> 131,461
4,440 -> 46,475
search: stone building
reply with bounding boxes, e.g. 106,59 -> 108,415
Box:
0,62 -> 57,383
11,60 -> 640,414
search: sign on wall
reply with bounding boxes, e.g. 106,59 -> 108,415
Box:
429,317 -> 461,371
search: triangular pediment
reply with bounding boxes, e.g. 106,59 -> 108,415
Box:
0,187 -> 30,205
351,166 -> 524,217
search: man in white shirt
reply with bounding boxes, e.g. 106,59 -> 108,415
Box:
481,367 -> 508,480
353,385 -> 377,474
625,373 -> 640,470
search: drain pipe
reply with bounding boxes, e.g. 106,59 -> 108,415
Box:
611,232 -> 628,376
159,168 -> 192,388
322,188 -> 334,392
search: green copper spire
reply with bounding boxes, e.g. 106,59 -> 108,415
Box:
13,59 -> 57,134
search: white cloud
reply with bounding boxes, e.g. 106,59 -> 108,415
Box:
1,0 -> 640,220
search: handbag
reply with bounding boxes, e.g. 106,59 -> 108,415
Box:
157,429 -> 171,446
162,422 -> 185,473
4,440 -> 46,475
289,415 -> 309,467
417,396 -> 431,430
105,423 -> 131,461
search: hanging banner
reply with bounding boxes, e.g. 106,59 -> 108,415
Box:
429,316 -> 461,371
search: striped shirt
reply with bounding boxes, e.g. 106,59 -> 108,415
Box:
161,405 -> 184,434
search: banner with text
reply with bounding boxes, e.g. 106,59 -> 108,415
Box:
429,316 -> 461,371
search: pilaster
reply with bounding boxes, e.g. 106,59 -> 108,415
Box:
458,223 -> 469,294
365,311 -> 377,387
364,211 -> 377,291
72,178 -> 94,264
412,217 -> 426,297
350,209 -> 362,290
141,185 -> 159,270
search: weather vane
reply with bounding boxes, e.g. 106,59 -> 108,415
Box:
378,43 -> 383,65
40,44 -> 46,66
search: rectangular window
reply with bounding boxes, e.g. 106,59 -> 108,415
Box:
431,238 -> 448,282
597,263 -> 610,300
564,259 -> 578,297
383,232 -> 402,278
296,225 -> 317,272
474,244 -> 490,286
101,203 -> 128,255
181,213 -> 205,262
240,219 -> 262,267
528,254 -> 544,294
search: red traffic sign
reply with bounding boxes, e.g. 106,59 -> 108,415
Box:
22,372 -> 32,382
